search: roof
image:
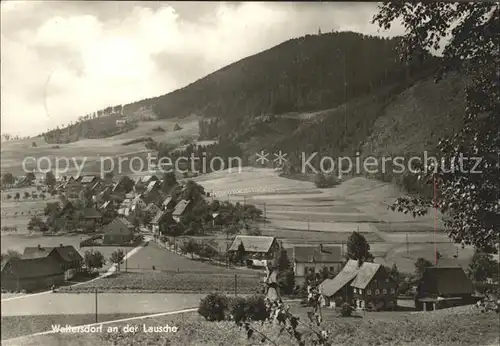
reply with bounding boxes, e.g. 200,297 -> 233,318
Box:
419,267 -> 474,296
100,201 -> 111,210
162,197 -> 173,206
228,236 -> 276,253
350,262 -> 382,289
151,210 -> 166,224
319,260 -> 360,297
144,203 -> 159,212
1,257 -> 65,279
103,217 -> 135,235
172,199 -> 190,216
287,245 -> 342,263
22,245 -> 82,262
82,207 -> 102,219
146,180 -> 159,192
80,175 -> 97,184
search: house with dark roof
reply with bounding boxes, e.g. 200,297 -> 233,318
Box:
286,245 -> 343,284
318,260 -> 397,310
415,266 -> 475,311
1,256 -> 65,292
63,177 -> 83,196
228,236 -> 280,261
102,217 -> 136,245
142,181 -> 161,204
150,210 -> 174,236
22,244 -> 83,280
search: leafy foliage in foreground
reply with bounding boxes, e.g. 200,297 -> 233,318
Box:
375,2 -> 500,251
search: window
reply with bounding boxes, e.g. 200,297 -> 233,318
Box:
367,289 -> 372,295
359,289 -> 363,294
382,288 -> 387,295
329,266 -> 334,272
353,288 -> 357,293
375,289 -> 380,295
390,288 -> 395,294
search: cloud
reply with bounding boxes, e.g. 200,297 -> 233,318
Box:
0,2 -> 404,137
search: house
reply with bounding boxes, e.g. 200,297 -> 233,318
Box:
63,177 -> 83,196
22,244 -> 83,280
102,217 -> 136,245
144,203 -> 160,216
142,181 -> 161,204
116,119 -> 127,127
162,197 -> 175,211
228,236 -> 280,262
415,267 -> 475,311
351,262 -> 398,311
318,260 -> 360,307
150,210 -> 173,236
286,245 -> 343,284
82,207 -> 103,228
1,257 -> 65,292
80,175 -> 100,186
134,175 -> 159,193
130,195 -> 147,212
318,260 -> 398,311
172,199 -> 191,222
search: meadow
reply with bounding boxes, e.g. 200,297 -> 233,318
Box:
5,305 -> 498,346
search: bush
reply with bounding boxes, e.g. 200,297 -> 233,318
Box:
244,295 -> 269,321
340,302 -> 354,317
314,173 -> 340,188
198,293 -> 229,321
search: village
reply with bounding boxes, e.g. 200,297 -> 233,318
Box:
2,170 -> 498,317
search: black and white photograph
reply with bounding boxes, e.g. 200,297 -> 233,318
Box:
1,1 -> 499,345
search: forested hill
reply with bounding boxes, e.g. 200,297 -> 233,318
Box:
126,31 -> 437,137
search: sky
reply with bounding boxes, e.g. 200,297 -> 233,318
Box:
1,1 -> 405,137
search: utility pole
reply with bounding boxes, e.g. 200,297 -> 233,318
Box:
234,274 -> 237,296
95,288 -> 98,323
307,218 -> 310,232
263,203 -> 266,220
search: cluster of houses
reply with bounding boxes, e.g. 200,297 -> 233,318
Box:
53,174 -> 192,244
227,235 -> 476,312
1,244 -> 83,292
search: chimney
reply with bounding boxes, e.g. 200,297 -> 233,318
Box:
319,244 -> 323,252
37,244 -> 41,250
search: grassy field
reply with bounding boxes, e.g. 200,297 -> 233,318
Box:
59,271 -> 264,294
56,243 -> 264,294
5,305 -> 498,346
193,168 -> 475,274
0,116 -> 200,176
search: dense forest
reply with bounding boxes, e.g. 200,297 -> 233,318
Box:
131,31 -> 436,138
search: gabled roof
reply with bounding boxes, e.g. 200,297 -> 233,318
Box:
172,199 -> 190,217
350,262 -> 382,289
319,260 -> 360,297
151,210 -> 167,224
145,180 -> 159,193
90,181 -> 102,190
103,217 -> 135,235
80,175 -> 97,184
419,267 -> 474,296
287,246 -> 342,264
100,201 -> 111,210
162,197 -> 173,207
22,245 -> 82,262
1,257 -> 65,278
228,236 -> 276,253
